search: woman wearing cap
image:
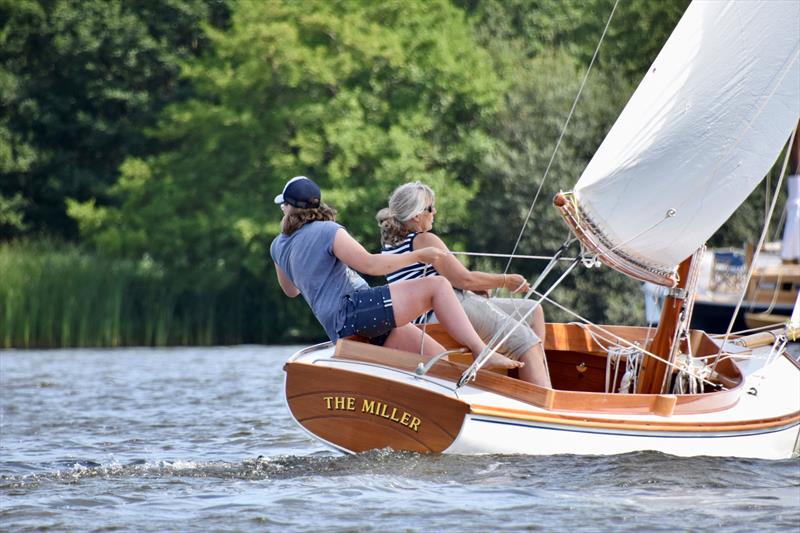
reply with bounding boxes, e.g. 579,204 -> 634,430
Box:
376,181 -> 551,387
270,176 -> 523,370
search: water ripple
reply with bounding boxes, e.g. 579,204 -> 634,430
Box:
2,346 -> 798,533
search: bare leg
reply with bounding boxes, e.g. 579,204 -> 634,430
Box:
389,278 -> 523,370
529,305 -> 546,346
494,298 -> 546,344
384,324 -> 443,355
517,343 -> 551,388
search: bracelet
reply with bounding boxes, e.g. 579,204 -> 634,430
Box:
502,274 -> 507,288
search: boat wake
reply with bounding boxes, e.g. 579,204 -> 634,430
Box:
3,450 -> 796,491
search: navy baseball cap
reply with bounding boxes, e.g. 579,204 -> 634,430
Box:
274,176 -> 321,208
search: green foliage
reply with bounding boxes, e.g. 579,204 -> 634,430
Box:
74,0 -> 505,294
459,0 -> 690,81
0,0 -> 231,240
0,192 -> 28,233
709,158 -> 792,249
6,0 -> 789,346
463,46 -> 644,323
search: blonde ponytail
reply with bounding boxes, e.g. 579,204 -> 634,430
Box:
376,181 -> 436,247
376,207 -> 410,247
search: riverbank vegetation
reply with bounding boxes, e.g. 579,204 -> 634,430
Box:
2,0 -> 787,347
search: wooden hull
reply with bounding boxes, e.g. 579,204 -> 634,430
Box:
282,325 -> 800,459
284,360 -> 469,453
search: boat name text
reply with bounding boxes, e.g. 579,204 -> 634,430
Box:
323,396 -> 421,432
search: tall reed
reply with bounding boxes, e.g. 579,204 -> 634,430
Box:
0,240 -> 323,348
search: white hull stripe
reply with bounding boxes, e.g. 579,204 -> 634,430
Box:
470,417 -> 800,439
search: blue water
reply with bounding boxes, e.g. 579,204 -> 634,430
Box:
1,346 -> 798,532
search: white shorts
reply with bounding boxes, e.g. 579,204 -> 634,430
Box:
455,291 -> 541,360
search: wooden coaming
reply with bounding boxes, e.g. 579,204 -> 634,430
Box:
284,361 -> 469,453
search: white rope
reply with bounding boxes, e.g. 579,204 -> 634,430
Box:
531,290 -> 720,388
418,263 -> 431,355
747,205 -> 789,313
748,334 -> 789,389
457,258 -> 580,388
475,238 -> 576,361
503,0 -> 621,275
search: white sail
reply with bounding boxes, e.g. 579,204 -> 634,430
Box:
573,0 -> 800,277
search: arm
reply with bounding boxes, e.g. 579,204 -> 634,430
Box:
413,232 -> 529,293
274,263 -> 301,297
332,228 -> 446,276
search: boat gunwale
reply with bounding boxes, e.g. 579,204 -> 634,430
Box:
329,337 -> 750,417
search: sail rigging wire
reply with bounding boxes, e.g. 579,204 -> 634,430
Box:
502,0 -> 620,275
708,322 -> 788,338
607,208 -> 676,255
746,206 -> 789,314
450,251 -> 577,262
529,290 -> 720,388
472,235 -> 576,375
457,257 -> 581,388
711,125 -> 799,372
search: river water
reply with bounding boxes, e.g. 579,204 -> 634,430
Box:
1,346 -> 798,532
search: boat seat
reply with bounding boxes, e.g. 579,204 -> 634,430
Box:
710,250 -> 746,293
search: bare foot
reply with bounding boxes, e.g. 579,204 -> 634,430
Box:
480,353 -> 524,370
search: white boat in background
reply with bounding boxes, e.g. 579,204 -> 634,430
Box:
283,0 -> 800,459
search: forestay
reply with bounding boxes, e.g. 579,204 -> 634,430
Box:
572,0 -> 800,279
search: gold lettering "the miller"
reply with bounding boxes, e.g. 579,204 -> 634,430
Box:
322,396 -> 422,432
323,396 -> 355,411
361,399 -> 421,432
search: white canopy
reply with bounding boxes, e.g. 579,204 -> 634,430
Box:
573,0 -> 800,277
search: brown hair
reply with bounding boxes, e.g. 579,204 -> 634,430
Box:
281,203 -> 337,235
376,181 -> 435,246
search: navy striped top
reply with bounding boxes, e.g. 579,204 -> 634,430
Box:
382,232 -> 440,324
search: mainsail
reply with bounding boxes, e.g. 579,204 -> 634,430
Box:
563,0 -> 800,286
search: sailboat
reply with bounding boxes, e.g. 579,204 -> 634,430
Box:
282,0 -> 800,459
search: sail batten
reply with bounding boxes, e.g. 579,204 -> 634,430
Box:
570,0 -> 800,279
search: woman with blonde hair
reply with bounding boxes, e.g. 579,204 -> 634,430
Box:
270,176 -> 523,371
377,181 -> 550,387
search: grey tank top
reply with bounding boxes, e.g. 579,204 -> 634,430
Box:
270,221 -> 368,341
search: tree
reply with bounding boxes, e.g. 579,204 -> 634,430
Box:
0,0 -> 231,240
73,0 -> 506,294
457,0 -> 690,82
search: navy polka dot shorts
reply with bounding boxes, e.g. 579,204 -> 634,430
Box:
337,285 -> 396,346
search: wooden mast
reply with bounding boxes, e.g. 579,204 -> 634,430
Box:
636,257 -> 693,394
